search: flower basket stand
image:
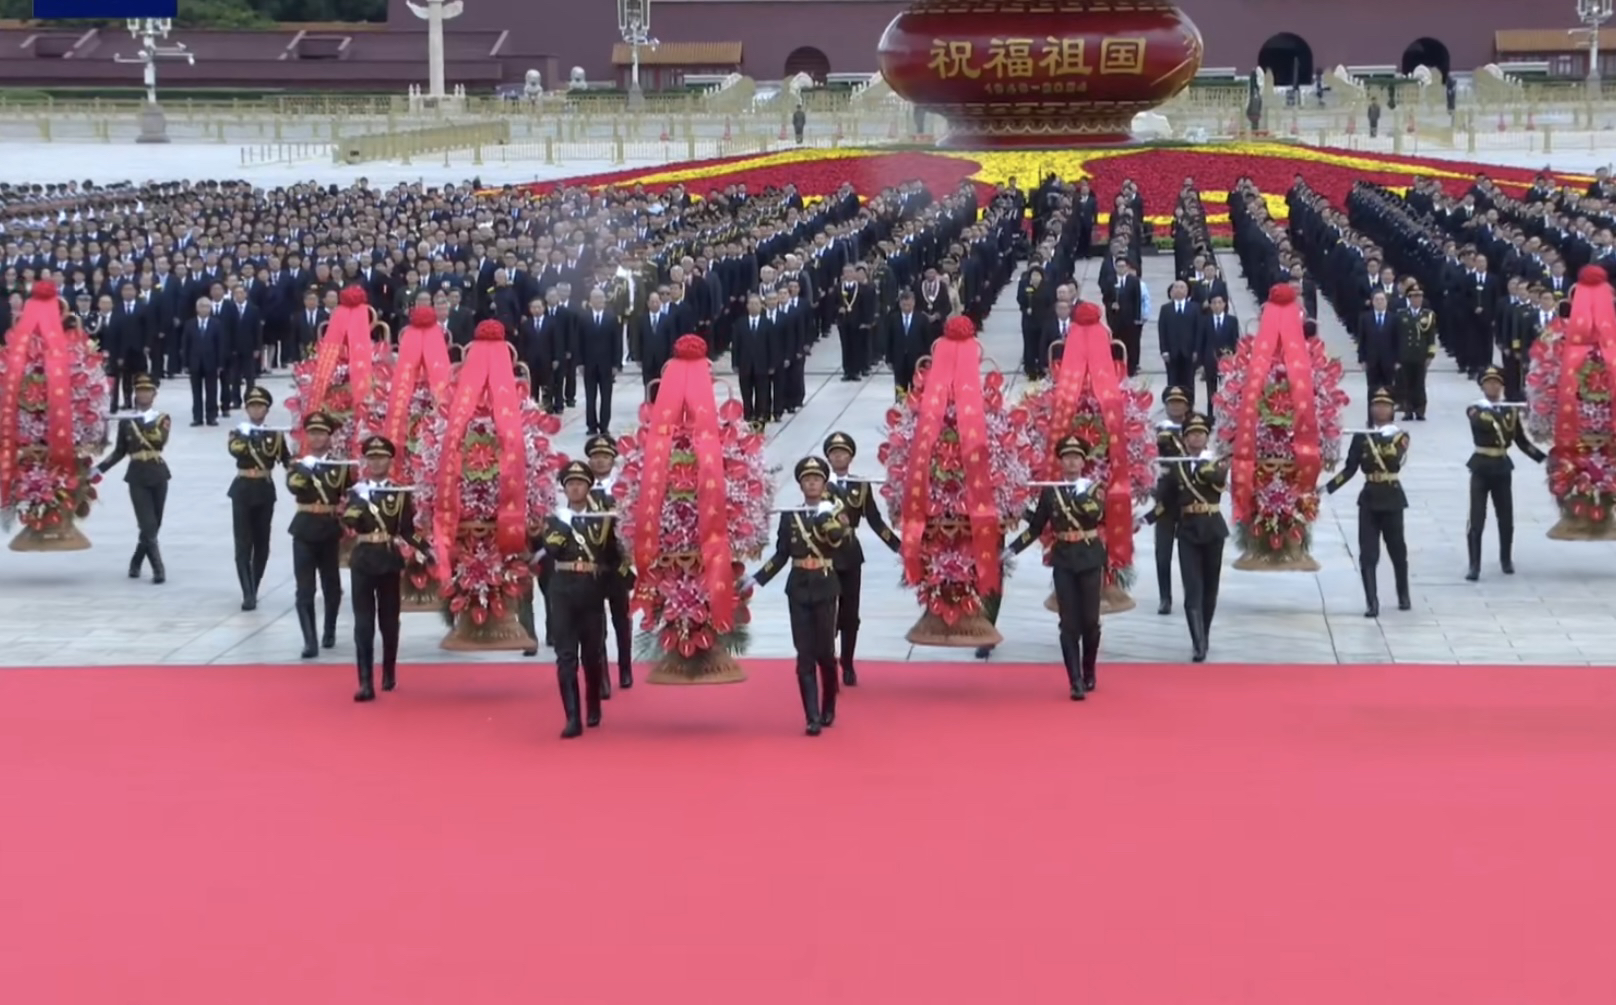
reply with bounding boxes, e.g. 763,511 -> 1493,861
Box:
400,559 -> 441,613
906,610 -> 1003,648
9,516 -> 90,551
441,606 -> 535,651
646,649 -> 748,685
1547,509 -> 1616,541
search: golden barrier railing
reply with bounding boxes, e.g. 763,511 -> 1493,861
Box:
333,121 -> 511,164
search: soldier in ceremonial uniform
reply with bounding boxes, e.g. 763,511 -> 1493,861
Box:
744,457 -> 849,736
1007,436 -> 1105,700
94,373 -> 171,584
227,386 -> 289,610
822,431 -> 900,685
585,433 -> 634,693
1146,412 -> 1228,662
1395,286 -> 1437,421
1465,366 -> 1544,580
1153,386 -> 1191,614
1324,388 -> 1410,617
535,461 -> 612,739
341,436 -> 425,702
286,411 -> 357,659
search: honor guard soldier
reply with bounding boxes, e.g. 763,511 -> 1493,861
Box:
1465,366 -> 1544,580
536,461 -> 612,739
1007,436 -> 1105,700
743,457 -> 850,736
341,436 -> 426,702
822,431 -> 900,685
1324,388 -> 1411,617
585,434 -> 634,693
227,386 -> 290,610
1153,386 -> 1192,614
94,373 -> 171,584
1395,286 -> 1437,421
286,411 -> 357,659
1145,412 -> 1228,662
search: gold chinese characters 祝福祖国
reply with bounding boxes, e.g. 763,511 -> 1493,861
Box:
926,36 -> 1148,84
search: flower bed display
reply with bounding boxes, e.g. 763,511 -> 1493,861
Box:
518,144 -> 1588,239
1526,266 -> 1616,540
379,306 -> 456,610
415,320 -> 561,649
0,281 -> 111,551
880,316 -> 1036,646
285,284 -> 390,460
1212,284 -> 1349,570
616,335 -> 775,683
1020,302 -> 1156,613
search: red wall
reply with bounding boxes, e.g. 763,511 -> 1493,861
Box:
389,0 -> 1579,82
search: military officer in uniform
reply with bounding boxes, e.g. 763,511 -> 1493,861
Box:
1324,388 -> 1411,617
341,435 -> 425,701
227,386 -> 289,610
1395,286 -> 1437,421
1465,366 -> 1544,580
1007,436 -> 1106,700
585,433 -> 634,693
535,461 -> 612,739
743,457 -> 849,737
94,373 -> 171,584
1153,386 -> 1191,614
286,411 -> 357,659
822,431 -> 900,686
1146,412 -> 1228,662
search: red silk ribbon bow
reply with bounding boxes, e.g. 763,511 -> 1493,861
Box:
1232,286 -> 1320,524
1556,269 -> 1616,451
433,327 -> 528,584
0,283 -> 78,509
901,319 -> 1001,596
1053,305 -> 1134,567
633,336 -> 736,633
384,310 -> 454,480
306,285 -> 380,453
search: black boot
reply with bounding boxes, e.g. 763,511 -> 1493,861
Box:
1465,531 -> 1482,582
1187,612 -> 1208,663
147,543 -> 166,585
619,661 -> 634,690
1362,567 -> 1379,619
1499,525 -> 1515,575
557,669 -> 583,739
1394,561 -> 1411,611
974,645 -> 994,660
381,659 -> 396,692
1082,630 -> 1099,694
1060,635 -> 1085,700
796,671 -> 823,736
296,602 -> 318,659
237,559 -> 256,611
819,663 -> 839,726
517,594 -> 538,657
321,597 -> 340,649
128,544 -> 146,579
353,645 -> 375,703
839,627 -> 859,686
584,665 -> 603,728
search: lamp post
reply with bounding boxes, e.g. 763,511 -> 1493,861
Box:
1579,0 -> 1613,89
113,18 -> 194,144
618,0 -> 656,110
406,0 -> 464,105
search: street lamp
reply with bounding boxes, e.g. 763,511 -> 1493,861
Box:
1578,0 -> 1613,87
618,0 -> 657,110
113,18 -> 195,143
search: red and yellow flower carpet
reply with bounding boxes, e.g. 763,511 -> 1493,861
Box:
521,142 -> 1587,237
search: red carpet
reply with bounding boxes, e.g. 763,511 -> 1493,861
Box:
3,659 -> 1616,1004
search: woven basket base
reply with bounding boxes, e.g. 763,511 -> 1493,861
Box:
440,609 -> 535,652
9,519 -> 91,552
1045,585 -> 1135,615
1547,515 -> 1616,541
400,578 -> 441,613
906,610 -> 1003,648
645,648 -> 748,685
1233,547 -> 1320,572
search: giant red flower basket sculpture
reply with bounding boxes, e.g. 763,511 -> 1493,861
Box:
379,306 -> 455,610
415,320 -> 562,650
1526,266 -> 1616,540
880,316 -> 1035,646
1212,284 -> 1348,570
1021,302 -> 1156,614
617,335 -> 775,684
0,281 -> 111,551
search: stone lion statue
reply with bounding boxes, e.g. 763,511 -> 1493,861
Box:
568,66 -> 587,90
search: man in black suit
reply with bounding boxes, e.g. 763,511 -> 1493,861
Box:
221,284 -> 262,412
105,283 -> 151,411
578,287 -> 622,435
733,293 -> 780,425
1196,294 -> 1238,407
1107,256 -> 1144,376
517,296 -> 557,409
835,264 -> 876,380
1358,290 -> 1399,413
445,289 -> 476,347
779,277 -> 812,412
182,297 -> 225,426
1464,254 -> 1501,379
638,290 -> 674,400
1191,262 -> 1230,307
1157,280 -> 1201,406
886,289 -> 932,398
293,289 -> 326,361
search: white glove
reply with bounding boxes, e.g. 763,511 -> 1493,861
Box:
353,482 -> 373,500
1072,476 -> 1093,494
140,409 -> 159,424
816,500 -> 836,516
236,421 -> 252,435
737,575 -> 757,593
1000,547 -> 1015,564
1156,419 -> 1178,430
298,455 -> 318,469
1199,448 -> 1217,461
1378,424 -> 1400,437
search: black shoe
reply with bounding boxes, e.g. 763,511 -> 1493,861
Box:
354,654 -> 375,702
558,671 -> 583,739
1501,559 -> 1515,575
205,420 -> 218,427
190,420 -> 203,427
841,663 -> 858,686
1364,600 -> 1379,618
797,672 -> 823,736
585,669 -> 603,727
1157,598 -> 1171,615
148,544 -> 166,585
619,666 -> 633,690
1464,566 -> 1480,582
1070,683 -> 1087,701
1397,596 -> 1411,611
321,600 -> 339,649
974,645 -> 993,660
297,604 -> 319,659
523,647 -> 538,657
381,665 -> 396,692
128,546 -> 145,579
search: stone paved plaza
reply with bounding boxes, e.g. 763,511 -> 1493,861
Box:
5,155 -> 1616,669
